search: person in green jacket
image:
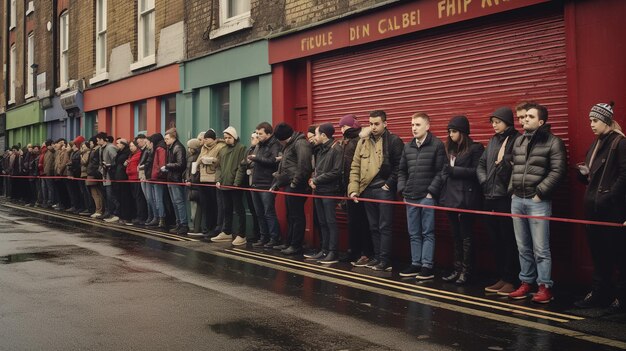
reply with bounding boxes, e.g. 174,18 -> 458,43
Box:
212,126 -> 248,246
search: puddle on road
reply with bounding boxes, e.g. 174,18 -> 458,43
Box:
0,251 -> 59,264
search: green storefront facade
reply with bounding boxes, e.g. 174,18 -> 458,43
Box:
178,40 -> 272,142
6,101 -> 45,148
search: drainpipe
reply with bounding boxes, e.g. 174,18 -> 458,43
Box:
4,0 -> 10,108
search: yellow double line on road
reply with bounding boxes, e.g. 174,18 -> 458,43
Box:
228,247 -> 580,323
2,202 -> 198,242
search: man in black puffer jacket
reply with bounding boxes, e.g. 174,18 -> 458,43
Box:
249,122 -> 283,248
271,122 -> 312,255
477,107 -> 521,295
163,128 -> 188,235
508,103 -> 567,304
398,112 -> 446,279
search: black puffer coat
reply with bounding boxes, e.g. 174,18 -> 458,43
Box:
312,139 -> 344,195
251,135 -> 281,189
578,130 -> 626,218
165,139 -> 187,183
433,141 -> 484,209
114,146 -> 130,181
398,132 -> 446,200
476,127 -> 520,199
272,132 -> 312,189
509,124 -> 567,199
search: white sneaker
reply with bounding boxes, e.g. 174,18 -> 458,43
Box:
211,232 -> 232,242
104,215 -> 119,223
91,212 -> 103,218
232,236 -> 247,246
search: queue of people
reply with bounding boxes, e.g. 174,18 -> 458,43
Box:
1,101 -> 624,309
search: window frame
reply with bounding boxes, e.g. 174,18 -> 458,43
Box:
134,100 -> 148,136
26,32 -> 34,98
131,0 -> 155,71
209,0 -> 252,39
9,0 -> 16,30
9,44 -> 16,104
160,94 -> 177,133
58,11 -> 70,92
95,0 -> 107,74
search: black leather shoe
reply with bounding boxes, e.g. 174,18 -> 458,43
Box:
281,246 -> 302,255
304,251 -> 326,260
318,252 -> 338,264
442,271 -> 460,282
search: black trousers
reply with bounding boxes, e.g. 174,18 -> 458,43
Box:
244,189 -> 260,240
200,185 -> 219,233
284,186 -> 308,249
484,198 -> 519,284
131,182 -> 147,221
222,189 -> 246,237
55,179 -> 70,208
586,205 -> 626,301
448,212 -> 475,274
346,200 -> 374,259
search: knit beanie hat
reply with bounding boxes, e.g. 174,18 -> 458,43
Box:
187,138 -> 202,150
223,126 -> 238,140
447,115 -> 471,135
490,107 -> 514,126
318,123 -> 335,139
72,135 -> 85,148
273,122 -> 294,141
197,131 -> 205,140
589,101 -> 614,126
204,129 -> 217,140
339,114 -> 360,128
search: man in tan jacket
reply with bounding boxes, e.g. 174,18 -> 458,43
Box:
197,129 -> 226,239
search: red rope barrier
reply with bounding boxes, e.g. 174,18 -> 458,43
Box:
1,174 -> 624,228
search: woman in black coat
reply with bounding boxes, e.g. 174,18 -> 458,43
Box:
575,102 -> 626,311
434,115 -> 484,284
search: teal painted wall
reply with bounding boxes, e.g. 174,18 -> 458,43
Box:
8,123 -> 45,148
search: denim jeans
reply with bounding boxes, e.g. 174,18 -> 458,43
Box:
405,197 -> 436,268
43,178 -> 56,206
151,183 -> 166,218
362,186 -> 394,264
251,190 -> 281,241
315,198 -> 339,253
511,195 -> 553,287
222,189 -> 245,236
167,184 -> 188,226
141,181 -> 154,221
103,185 -> 119,216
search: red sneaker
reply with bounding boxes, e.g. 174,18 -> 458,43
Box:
532,284 -> 554,304
509,282 -> 533,300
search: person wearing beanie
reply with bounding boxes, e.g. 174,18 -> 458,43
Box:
575,101 -> 626,311
270,122 -> 313,255
163,128 -> 188,235
477,107 -> 521,294
337,114 -> 373,266
398,112 -> 446,280
198,128 -> 226,239
185,136 -> 203,236
509,103 -> 567,303
347,110 -> 404,272
247,122 -> 283,248
73,135 -> 85,149
307,123 -> 344,264
209,126 -> 247,244
432,115 -> 484,285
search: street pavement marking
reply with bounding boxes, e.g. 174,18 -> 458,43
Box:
221,249 -> 626,350
227,248 -> 570,323
1,203 -> 196,242
232,248 -> 583,321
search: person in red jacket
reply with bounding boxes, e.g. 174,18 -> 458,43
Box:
125,139 -> 148,225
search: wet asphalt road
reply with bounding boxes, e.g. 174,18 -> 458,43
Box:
1,202 -> 625,351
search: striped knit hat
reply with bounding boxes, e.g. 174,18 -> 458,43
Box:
589,101 -> 614,126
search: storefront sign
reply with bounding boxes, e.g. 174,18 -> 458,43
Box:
269,0 -> 549,63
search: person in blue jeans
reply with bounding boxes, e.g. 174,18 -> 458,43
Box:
348,110 -> 404,272
508,103 -> 567,304
163,128 -> 188,236
397,112 -> 446,280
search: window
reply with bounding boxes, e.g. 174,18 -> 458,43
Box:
95,0 -> 107,74
59,12 -> 69,90
26,1 -> 34,16
210,0 -> 252,39
161,95 -> 176,133
26,33 -> 34,97
131,0 -> 155,70
9,44 -> 16,104
10,0 -> 16,30
214,85 -> 230,131
135,101 -> 148,135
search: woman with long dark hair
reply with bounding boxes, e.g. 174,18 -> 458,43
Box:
434,115 -> 484,284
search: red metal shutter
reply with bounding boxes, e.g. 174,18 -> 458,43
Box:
311,9 -> 568,263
